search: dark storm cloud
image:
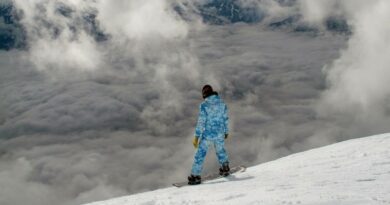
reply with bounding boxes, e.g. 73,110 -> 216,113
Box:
1,1 -> 389,205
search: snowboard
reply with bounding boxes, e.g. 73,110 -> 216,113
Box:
173,165 -> 246,188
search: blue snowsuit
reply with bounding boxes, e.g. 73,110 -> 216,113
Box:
191,94 -> 229,176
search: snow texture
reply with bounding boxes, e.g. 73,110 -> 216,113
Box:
84,133 -> 390,205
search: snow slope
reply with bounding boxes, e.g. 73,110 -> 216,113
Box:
85,134 -> 390,205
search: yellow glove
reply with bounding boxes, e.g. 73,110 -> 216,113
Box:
192,137 -> 199,148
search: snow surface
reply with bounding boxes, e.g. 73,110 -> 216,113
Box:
84,134 -> 390,205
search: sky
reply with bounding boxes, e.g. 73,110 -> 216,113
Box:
0,0 -> 390,205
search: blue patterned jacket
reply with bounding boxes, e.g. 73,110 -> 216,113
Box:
195,94 -> 229,140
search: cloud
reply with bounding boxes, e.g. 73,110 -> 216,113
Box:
96,0 -> 188,41
12,0 -> 192,75
1,1 -> 202,203
317,0 -> 390,136
0,24 -> 346,204
1,1 -> 389,205
13,0 -> 102,72
0,157 -> 56,205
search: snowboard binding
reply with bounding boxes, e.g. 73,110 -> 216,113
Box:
187,175 -> 201,185
219,162 -> 230,177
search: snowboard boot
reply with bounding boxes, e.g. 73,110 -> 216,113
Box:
188,175 -> 201,185
219,162 -> 230,177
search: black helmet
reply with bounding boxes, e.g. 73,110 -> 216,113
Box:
202,85 -> 217,99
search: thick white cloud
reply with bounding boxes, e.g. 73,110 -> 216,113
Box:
318,0 -> 390,128
13,0 -> 102,71
96,0 -> 188,41
298,0 -> 340,25
12,0 -> 191,73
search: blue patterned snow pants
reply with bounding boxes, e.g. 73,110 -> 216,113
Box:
191,137 -> 229,176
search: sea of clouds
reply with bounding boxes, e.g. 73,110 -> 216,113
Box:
0,0 -> 389,205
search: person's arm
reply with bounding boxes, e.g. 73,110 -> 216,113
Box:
195,104 -> 206,138
223,104 -> 229,137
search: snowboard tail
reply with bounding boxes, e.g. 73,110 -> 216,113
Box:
173,165 -> 246,188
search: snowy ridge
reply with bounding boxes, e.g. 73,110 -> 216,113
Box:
84,134 -> 390,205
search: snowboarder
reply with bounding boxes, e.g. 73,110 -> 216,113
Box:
188,85 -> 230,185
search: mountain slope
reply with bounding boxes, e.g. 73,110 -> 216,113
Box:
85,134 -> 390,205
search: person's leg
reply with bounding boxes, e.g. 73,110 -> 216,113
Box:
214,138 -> 229,166
191,139 -> 210,176
214,138 -> 230,176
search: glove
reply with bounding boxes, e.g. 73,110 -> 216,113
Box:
224,133 -> 229,139
192,136 -> 199,148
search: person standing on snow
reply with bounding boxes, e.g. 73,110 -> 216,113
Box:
188,85 -> 230,185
